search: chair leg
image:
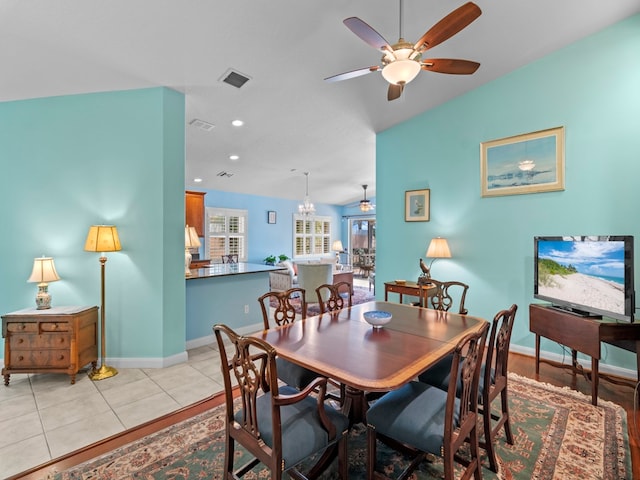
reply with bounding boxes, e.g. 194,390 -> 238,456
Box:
338,433 -> 348,479
501,388 -> 514,445
482,404 -> 499,473
367,427 -> 377,480
224,434 -> 235,480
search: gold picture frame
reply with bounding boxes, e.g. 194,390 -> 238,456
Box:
480,126 -> 565,197
405,189 -> 430,222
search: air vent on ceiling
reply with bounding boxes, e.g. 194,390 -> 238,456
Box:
189,119 -> 215,132
217,171 -> 234,178
219,69 -> 251,89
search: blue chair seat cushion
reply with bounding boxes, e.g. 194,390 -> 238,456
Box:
234,386 -> 349,468
366,381 -> 460,455
276,357 -> 319,390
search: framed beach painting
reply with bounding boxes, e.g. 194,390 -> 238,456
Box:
405,189 -> 430,222
480,126 -> 565,197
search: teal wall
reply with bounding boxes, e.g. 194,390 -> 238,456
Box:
0,88 -> 186,365
376,14 -> 640,373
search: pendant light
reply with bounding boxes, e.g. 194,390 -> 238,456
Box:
298,172 -> 316,215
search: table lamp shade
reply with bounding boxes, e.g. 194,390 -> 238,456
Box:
332,240 -> 344,252
27,257 -> 60,284
84,225 -> 121,253
185,225 -> 201,249
426,237 -> 451,259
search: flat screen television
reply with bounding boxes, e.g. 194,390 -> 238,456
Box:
534,236 -> 635,322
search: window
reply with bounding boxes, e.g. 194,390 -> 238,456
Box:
293,214 -> 331,258
206,207 -> 248,262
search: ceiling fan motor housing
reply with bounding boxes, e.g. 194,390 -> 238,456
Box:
381,39 -> 422,85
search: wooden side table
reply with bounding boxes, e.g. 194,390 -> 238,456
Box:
384,281 -> 435,307
2,306 -> 98,385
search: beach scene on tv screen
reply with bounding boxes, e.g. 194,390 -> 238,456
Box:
537,240 -> 625,315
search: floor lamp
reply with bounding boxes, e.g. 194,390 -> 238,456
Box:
84,225 -> 121,381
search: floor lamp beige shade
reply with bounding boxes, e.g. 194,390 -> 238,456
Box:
84,225 -> 121,381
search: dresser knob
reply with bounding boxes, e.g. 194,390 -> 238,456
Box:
58,355 -> 64,360
18,338 -> 24,344
20,324 -> 26,330
18,356 -> 24,361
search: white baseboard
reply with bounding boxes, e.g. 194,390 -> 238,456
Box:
185,322 -> 264,350
509,344 -> 637,381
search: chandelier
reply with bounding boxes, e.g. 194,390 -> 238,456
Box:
298,172 -> 316,215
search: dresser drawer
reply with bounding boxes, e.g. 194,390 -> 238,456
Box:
9,350 -> 70,368
40,322 -> 70,332
6,322 -> 38,333
10,333 -> 70,349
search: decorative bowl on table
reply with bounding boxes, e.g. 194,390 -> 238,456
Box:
363,310 -> 392,329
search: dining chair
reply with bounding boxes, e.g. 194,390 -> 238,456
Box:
316,281 -> 353,314
314,281 -> 354,405
213,324 -> 349,480
257,288 -> 318,390
419,278 -> 469,314
366,322 -> 489,480
221,254 -> 238,263
418,304 -> 518,472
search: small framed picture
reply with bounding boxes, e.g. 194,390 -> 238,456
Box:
267,211 -> 277,224
405,189 -> 430,222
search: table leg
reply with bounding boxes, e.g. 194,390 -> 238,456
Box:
343,385 -> 368,426
591,357 -> 599,406
535,334 -> 540,374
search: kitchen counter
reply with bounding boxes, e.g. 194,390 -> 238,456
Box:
186,262 -> 285,279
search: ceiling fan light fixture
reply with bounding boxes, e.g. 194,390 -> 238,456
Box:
382,58 -> 421,86
360,199 -> 374,212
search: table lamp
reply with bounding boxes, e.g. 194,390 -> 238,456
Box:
84,225 -> 121,381
185,225 -> 201,276
27,256 -> 60,309
419,237 -> 451,284
332,240 -> 344,264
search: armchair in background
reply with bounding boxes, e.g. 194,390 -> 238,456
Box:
269,259 -> 298,292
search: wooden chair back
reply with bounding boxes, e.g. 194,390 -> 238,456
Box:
221,254 -> 238,263
258,288 -> 306,328
421,279 -> 469,314
213,324 -> 348,479
316,281 -> 353,314
481,303 -> 518,471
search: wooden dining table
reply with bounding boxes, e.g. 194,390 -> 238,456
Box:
255,300 -> 487,424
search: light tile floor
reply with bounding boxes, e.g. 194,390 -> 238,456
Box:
0,343 -> 226,479
0,276 -> 373,479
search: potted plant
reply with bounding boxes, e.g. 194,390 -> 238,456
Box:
278,254 -> 290,263
264,255 -> 277,266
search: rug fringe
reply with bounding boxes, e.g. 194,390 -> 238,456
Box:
507,372 -> 626,412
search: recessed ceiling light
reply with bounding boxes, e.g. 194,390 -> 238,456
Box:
231,119 -> 244,127
229,155 -> 239,161
194,178 -> 203,183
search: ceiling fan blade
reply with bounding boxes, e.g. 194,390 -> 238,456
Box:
344,17 -> 393,53
421,58 -> 480,75
324,66 -> 380,83
387,83 -> 403,101
414,2 -> 481,53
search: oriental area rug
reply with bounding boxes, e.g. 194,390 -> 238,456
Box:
48,373 -> 630,480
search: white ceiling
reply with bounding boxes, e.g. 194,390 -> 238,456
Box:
2,1 -> 639,205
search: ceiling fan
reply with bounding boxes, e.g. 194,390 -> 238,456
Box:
353,184 -> 375,212
325,1 -> 481,101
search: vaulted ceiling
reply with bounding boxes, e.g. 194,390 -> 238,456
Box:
2,1 -> 639,205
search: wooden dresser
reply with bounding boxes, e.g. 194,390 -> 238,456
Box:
2,306 -> 98,385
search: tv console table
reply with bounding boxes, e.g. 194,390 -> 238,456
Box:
529,303 -> 640,405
